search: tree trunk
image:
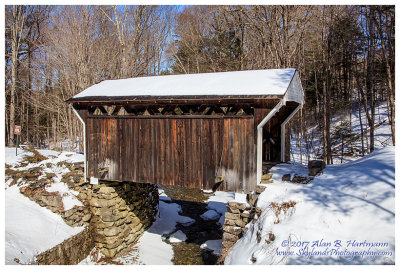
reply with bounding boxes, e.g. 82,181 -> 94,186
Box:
8,6 -> 26,146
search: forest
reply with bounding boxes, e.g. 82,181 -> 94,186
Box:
4,5 -> 395,165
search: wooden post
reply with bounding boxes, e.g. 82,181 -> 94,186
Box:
14,125 -> 21,156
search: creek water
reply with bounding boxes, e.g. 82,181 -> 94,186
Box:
159,185 -> 223,265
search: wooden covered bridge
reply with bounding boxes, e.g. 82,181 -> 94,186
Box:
67,69 -> 304,192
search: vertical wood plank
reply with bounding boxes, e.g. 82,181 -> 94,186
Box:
172,119 -> 178,186
237,119 -> 244,192
167,118 -> 173,186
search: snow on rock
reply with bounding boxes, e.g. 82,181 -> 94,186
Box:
231,193 -> 250,206
5,147 -> 87,264
158,189 -> 172,202
148,200 -> 195,236
45,182 -> 83,211
206,201 -> 227,216
5,147 -> 85,212
268,162 -> 309,182
200,209 -> 220,221
169,230 -> 187,243
206,191 -> 234,214
206,191 -> 235,204
226,147 -> 395,265
5,185 -> 85,265
201,239 -> 224,255
205,191 -> 252,226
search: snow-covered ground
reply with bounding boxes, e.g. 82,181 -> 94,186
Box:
4,147 -> 86,265
226,146 -> 395,265
5,185 -> 85,265
4,147 -> 85,211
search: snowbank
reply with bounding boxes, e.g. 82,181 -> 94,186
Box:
5,147 -> 87,264
5,185 -> 85,265
226,147 -> 395,265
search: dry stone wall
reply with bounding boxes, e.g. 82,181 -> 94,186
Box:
221,185 -> 266,260
19,164 -> 91,228
36,227 -> 94,265
89,182 -> 159,258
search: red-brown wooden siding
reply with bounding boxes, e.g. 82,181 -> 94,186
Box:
86,117 -> 256,192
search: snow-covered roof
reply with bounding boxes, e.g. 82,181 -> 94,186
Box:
69,68 -> 303,104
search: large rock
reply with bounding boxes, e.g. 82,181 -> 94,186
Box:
282,174 -> 291,181
223,225 -> 242,235
225,212 -> 240,220
222,232 -> 239,242
41,194 -> 64,210
261,173 -> 272,180
308,160 -> 326,176
228,201 -> 247,210
256,185 -> 266,194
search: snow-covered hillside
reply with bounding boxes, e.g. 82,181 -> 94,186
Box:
291,102 -> 393,164
5,185 -> 85,265
4,147 -> 86,265
226,147 -> 395,265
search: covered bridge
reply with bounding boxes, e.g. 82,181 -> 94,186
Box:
67,69 -> 304,193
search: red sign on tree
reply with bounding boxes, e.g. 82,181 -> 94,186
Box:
14,125 -> 21,135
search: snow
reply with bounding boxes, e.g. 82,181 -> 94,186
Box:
4,148 -> 33,166
200,209 -> 220,221
291,102 -> 393,164
205,191 -> 252,225
148,201 -> 195,235
131,195 -> 195,264
201,240 -> 224,255
159,189 -> 172,202
45,182 -> 83,211
267,162 -> 309,183
5,147 -> 84,171
4,147 -> 87,264
5,185 -> 85,265
226,147 -> 395,265
231,193 -> 250,206
5,147 -> 85,211
169,230 -> 187,243
72,69 -> 296,98
206,191 -> 235,204
134,232 -> 174,264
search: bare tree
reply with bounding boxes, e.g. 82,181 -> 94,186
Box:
6,6 -> 26,146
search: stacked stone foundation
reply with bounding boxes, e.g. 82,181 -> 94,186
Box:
221,185 -> 266,260
89,181 -> 158,258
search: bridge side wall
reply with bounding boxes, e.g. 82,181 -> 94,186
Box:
85,117 -> 256,193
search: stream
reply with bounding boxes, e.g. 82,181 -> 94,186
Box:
159,185 -> 223,265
